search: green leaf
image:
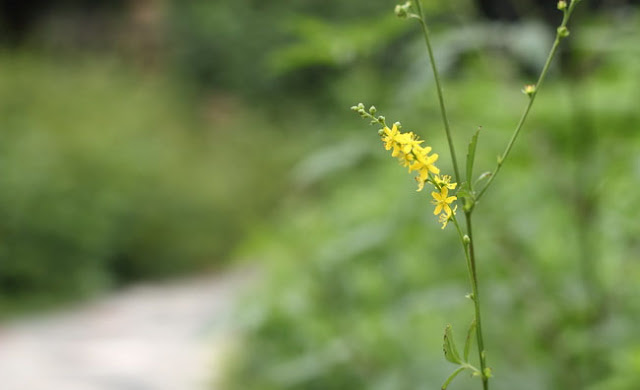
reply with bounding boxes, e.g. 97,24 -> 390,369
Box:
441,366 -> 466,390
443,324 -> 463,364
464,319 -> 477,362
466,129 -> 480,191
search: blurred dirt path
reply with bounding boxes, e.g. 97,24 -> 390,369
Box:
0,268 -> 254,390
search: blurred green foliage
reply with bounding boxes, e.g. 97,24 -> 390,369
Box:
221,7 -> 640,390
0,53 -> 297,312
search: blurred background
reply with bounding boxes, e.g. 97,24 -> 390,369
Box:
0,0 -> 639,389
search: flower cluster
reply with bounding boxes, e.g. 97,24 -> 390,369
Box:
380,122 -> 458,228
350,104 -> 458,228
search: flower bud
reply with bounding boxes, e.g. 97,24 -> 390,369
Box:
394,1 -> 412,19
522,84 -> 536,96
394,4 -> 407,18
378,128 -> 385,136
557,1 -> 567,10
557,26 -> 570,38
369,106 -> 377,115
377,115 -> 385,123
463,235 -> 471,245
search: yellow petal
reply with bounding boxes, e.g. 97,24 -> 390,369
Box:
434,204 -> 443,215
446,196 -> 457,203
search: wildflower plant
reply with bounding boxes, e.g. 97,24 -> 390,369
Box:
352,1 -> 582,389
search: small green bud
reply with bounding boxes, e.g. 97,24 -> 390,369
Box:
522,84 -> 536,96
394,1 -> 412,19
350,105 -> 359,111
557,0 -> 567,10
377,115 -> 385,123
463,235 -> 471,245
394,4 -> 407,18
393,121 -> 401,129
369,105 -> 377,115
357,102 -> 365,110
378,128 -> 385,136
557,26 -> 570,38
465,293 -> 474,300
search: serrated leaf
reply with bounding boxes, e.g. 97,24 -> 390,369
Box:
443,324 -> 462,364
464,319 -> 477,362
441,366 -> 466,390
466,129 -> 480,191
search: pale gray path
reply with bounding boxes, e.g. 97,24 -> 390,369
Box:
0,269 -> 253,390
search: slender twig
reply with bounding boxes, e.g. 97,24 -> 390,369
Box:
413,0 -> 490,387
451,214 -> 488,390
412,0 -> 461,184
476,0 -> 581,201
464,212 -> 489,390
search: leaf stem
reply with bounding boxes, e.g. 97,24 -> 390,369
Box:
476,0 -> 581,201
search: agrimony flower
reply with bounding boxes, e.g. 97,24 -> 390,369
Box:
434,174 -> 457,190
432,186 -> 457,217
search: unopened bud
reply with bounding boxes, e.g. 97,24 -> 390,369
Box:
378,128 -> 385,136
369,106 -> 377,114
394,4 -> 407,18
377,115 -> 385,123
557,1 -> 567,10
557,26 -> 570,38
393,121 -> 401,129
394,1 -> 412,19
463,235 -> 471,245
522,84 -> 536,96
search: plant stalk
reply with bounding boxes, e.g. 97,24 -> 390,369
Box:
464,213 -> 489,390
451,214 -> 489,390
476,0 -> 580,201
412,0 -> 461,184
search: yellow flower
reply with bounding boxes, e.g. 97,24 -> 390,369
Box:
432,186 -> 457,216
391,131 -> 423,158
434,174 -> 457,190
438,205 -> 457,229
381,124 -> 401,151
398,151 -> 415,168
410,145 -> 440,191
400,132 -> 424,154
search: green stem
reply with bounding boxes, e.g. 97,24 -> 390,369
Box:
464,212 -> 489,390
412,0 -> 461,184
451,214 -> 489,390
476,1 -> 580,201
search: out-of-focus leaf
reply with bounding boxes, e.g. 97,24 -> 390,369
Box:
269,16 -> 408,75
